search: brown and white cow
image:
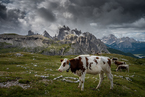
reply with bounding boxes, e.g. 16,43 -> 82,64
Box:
114,61 -> 126,67
116,65 -> 129,72
58,55 -> 113,91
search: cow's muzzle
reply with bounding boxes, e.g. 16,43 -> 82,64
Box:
58,69 -> 62,72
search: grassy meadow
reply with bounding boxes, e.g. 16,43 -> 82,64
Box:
0,52 -> 145,97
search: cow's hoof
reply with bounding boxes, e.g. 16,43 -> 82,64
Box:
96,86 -> 99,89
81,88 -> 84,91
110,87 -> 113,90
91,88 -> 97,90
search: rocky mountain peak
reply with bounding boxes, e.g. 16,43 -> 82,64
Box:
71,28 -> 82,36
83,32 -> 95,40
57,25 -> 71,40
101,34 -> 117,45
109,34 -> 116,39
43,30 -> 52,39
101,34 -> 137,45
62,30 -> 109,54
28,30 -> 35,36
101,34 -> 141,52
57,25 -> 83,40
120,37 -> 136,43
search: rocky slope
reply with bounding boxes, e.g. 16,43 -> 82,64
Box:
0,34 -> 47,48
56,25 -> 109,54
61,32 -> 108,54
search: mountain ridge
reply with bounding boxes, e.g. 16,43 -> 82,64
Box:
0,26 -> 109,55
101,34 -> 145,57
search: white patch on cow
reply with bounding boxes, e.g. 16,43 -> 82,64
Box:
87,56 -> 102,74
79,55 -> 90,57
74,55 -> 90,60
76,70 -> 82,76
80,56 -> 87,68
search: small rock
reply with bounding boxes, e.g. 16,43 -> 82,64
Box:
125,77 -> 132,81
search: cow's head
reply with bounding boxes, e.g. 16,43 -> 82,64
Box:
112,58 -> 118,62
58,58 -> 70,72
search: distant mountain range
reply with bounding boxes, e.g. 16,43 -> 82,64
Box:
0,25 -> 109,55
1,26 -> 144,58
102,34 -> 137,45
101,34 -> 145,58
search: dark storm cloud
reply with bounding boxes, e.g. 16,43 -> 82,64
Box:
36,1 -> 60,22
0,3 -> 25,33
1,0 -> 145,27
0,0 -> 145,41
47,1 -> 60,9
37,7 -> 56,22
0,2 -> 25,21
67,0 -> 145,25
0,3 -> 7,20
0,0 -> 11,3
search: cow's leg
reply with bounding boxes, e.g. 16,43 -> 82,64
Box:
106,73 -> 113,89
80,72 -> 86,91
96,72 -> 104,89
78,76 -> 82,88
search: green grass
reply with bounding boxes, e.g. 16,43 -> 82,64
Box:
0,52 -> 145,97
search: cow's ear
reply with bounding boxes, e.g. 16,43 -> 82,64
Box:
60,59 -> 63,62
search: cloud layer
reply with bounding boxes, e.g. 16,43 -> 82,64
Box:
0,0 -> 145,41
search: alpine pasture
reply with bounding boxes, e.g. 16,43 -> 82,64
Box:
0,52 -> 145,97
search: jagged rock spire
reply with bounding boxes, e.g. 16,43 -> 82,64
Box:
43,30 -> 52,39
28,30 -> 34,36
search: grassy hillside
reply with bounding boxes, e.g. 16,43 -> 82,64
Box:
131,47 -> 145,57
0,52 -> 145,97
106,42 -> 145,57
107,47 -> 137,58
131,43 -> 145,57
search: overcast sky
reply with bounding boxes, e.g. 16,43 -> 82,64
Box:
0,0 -> 145,41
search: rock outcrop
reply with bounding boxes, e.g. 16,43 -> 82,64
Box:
61,31 -> 109,54
57,25 -> 70,40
